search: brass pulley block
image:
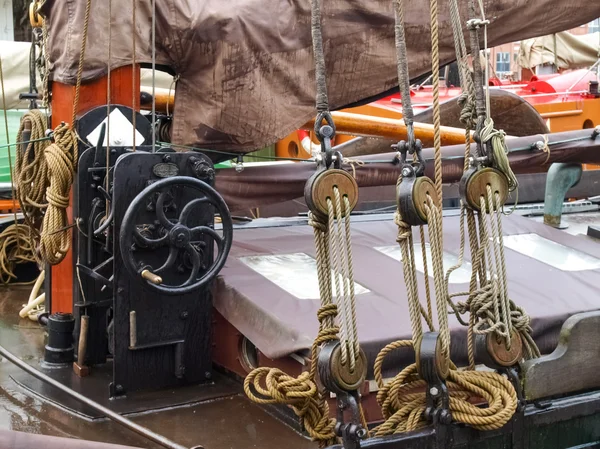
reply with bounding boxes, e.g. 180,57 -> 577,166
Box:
397,174 -> 439,227
29,1 -> 44,28
459,167 -> 509,212
304,169 -> 359,219
318,340 -> 368,392
485,330 -> 523,367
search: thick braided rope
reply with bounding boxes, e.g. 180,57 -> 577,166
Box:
480,118 -> 518,192
327,193 -> 353,366
392,0 -> 415,138
0,224 -> 37,285
71,0 -> 92,130
39,123 -> 78,265
15,110 -> 50,230
424,197 -> 451,359
394,212 -> 424,343
487,187 -> 513,340
244,304 -> 339,447
373,342 -> 518,436
429,0 -> 443,207
245,211 -> 339,447
246,193 -> 365,445
418,225 -> 433,325
451,192 -> 540,359
343,195 -> 360,358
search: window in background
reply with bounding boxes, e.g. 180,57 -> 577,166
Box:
496,52 -> 511,73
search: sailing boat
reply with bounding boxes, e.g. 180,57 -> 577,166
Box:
2,1 -> 600,449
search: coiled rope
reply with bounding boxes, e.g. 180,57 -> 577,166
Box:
12,0 -> 91,266
0,224 -> 37,285
373,343 -> 517,435
0,32 -> 37,285
15,109 -> 50,230
245,205 -> 351,448
15,112 -> 78,266
39,122 -> 78,265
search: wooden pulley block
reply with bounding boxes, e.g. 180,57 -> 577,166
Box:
318,340 -> 367,392
459,167 -> 509,212
415,332 -> 450,382
304,169 -> 359,219
397,175 -> 438,226
486,330 -> 523,367
29,1 -> 44,28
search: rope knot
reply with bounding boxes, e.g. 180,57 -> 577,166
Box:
458,92 -> 476,129
244,367 -> 337,446
394,212 -> 412,242
308,212 -> 328,233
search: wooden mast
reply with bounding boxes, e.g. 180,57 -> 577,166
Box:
49,65 -> 140,314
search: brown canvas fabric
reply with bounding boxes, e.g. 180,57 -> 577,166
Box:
214,214 -> 600,375
41,0 -> 600,152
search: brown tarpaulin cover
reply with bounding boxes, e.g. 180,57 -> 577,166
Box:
41,0 -> 600,152
214,214 -> 600,374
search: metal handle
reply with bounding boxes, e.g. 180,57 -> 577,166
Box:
141,269 -> 163,285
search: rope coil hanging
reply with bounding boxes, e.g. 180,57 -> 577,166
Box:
11,0 -> 91,267
15,109 -> 50,229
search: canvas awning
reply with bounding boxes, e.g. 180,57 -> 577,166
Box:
40,0 -> 600,153
519,31 -> 600,70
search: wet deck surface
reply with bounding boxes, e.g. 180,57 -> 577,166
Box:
0,287 -> 313,449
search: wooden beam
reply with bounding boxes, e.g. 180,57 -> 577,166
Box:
522,311 -> 600,401
302,111 -> 473,147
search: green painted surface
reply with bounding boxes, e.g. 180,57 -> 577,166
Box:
0,110 -> 23,182
215,145 -> 275,169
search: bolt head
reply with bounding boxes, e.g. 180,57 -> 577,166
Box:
430,386 -> 439,396
320,125 -> 334,138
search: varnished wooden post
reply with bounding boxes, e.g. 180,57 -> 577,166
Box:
49,65 -> 140,314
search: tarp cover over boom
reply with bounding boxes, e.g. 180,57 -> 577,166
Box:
519,31 -> 600,70
41,0 -> 600,153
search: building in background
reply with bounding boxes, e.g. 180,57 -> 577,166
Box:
490,19 -> 599,81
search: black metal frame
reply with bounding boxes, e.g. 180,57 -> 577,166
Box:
110,151 -> 219,396
328,391 -> 600,449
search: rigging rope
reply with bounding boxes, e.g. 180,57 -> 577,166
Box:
245,201 -> 356,448
245,0 -> 365,444
443,0 -> 539,364
375,0 -> 525,436
373,349 -> 517,435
